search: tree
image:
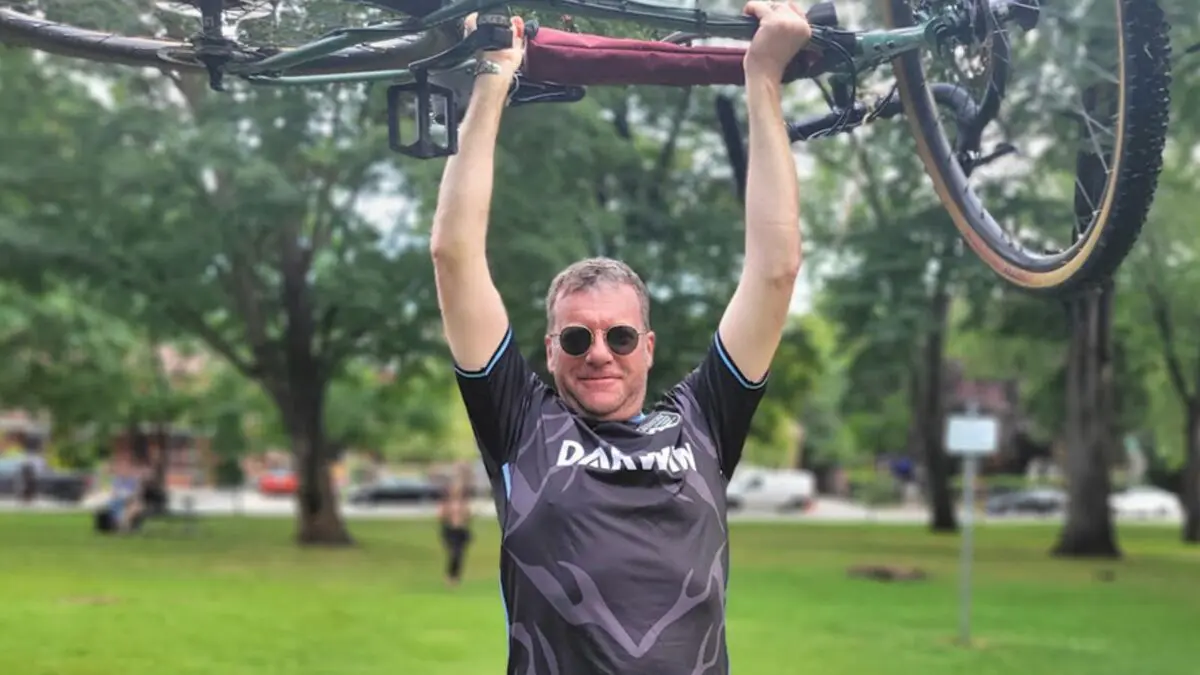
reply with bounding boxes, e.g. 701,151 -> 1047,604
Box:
740,316 -> 823,469
807,119 -> 1002,532
1121,125 -> 1200,542
0,280 -> 136,466
0,279 -> 205,484
0,28 -> 439,545
1051,285 -> 1122,557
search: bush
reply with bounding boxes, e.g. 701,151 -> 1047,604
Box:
214,456 -> 245,489
853,477 -> 902,507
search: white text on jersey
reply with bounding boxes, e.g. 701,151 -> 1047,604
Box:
556,440 -> 698,473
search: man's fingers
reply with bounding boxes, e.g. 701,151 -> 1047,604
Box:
511,15 -> 525,44
464,11 -> 478,35
743,1 -> 808,20
742,0 -> 773,18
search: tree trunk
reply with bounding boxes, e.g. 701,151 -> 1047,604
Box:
291,427 -> 350,547
266,326 -> 349,545
912,280 -> 957,532
1182,407 -> 1200,543
273,212 -> 352,546
1053,285 -> 1120,558
152,422 -> 170,493
274,377 -> 353,547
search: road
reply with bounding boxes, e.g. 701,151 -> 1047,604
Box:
1,488 -> 926,520
0,489 -> 1182,526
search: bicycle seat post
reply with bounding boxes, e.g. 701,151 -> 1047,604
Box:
199,0 -> 225,40
196,0 -> 233,91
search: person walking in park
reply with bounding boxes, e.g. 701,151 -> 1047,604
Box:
438,462 -> 474,588
429,2 -> 810,672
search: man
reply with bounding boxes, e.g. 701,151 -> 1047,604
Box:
430,3 -> 810,672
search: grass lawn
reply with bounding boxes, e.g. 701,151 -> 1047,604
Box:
0,512 -> 1196,675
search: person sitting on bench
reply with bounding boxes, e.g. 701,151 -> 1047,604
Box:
96,461 -> 147,533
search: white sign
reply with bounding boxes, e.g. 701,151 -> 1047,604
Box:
945,415 -> 999,457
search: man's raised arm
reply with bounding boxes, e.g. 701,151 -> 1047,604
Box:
717,1 -> 812,383
430,16 -> 526,371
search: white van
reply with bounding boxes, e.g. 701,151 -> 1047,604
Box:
726,467 -> 815,512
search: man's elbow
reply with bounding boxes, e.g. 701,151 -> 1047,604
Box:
429,235 -> 475,268
429,238 -> 454,264
773,251 -> 803,284
751,243 -> 803,286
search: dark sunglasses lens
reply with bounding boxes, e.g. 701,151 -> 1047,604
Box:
606,326 -> 640,355
559,327 -> 593,356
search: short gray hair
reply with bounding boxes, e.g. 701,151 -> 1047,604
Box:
545,257 -> 651,330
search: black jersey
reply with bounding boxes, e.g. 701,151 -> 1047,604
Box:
455,326 -> 767,675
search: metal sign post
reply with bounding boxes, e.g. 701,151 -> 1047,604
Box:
944,408 -> 999,647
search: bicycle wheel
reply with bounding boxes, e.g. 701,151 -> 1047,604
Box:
0,1 -> 461,77
883,0 -> 1172,296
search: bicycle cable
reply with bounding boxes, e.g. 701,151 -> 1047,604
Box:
806,32 -> 859,139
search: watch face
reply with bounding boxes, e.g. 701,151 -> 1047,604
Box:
475,60 -> 502,75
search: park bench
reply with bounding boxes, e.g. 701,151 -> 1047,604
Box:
136,485 -> 201,536
94,484 -> 201,537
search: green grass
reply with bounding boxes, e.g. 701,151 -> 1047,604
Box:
0,513 -> 1197,675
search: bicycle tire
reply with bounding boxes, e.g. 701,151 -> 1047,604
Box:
882,0 -> 1172,297
0,6 -> 461,76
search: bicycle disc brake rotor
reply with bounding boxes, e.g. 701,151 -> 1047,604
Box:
921,0 -> 1003,114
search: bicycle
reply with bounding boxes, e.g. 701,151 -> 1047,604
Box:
0,0 -> 1173,297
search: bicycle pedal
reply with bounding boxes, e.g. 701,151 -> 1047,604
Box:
386,70 -> 457,159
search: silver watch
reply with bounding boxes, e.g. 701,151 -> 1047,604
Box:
474,59 -> 503,77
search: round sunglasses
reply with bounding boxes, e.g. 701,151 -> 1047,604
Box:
551,324 -> 643,357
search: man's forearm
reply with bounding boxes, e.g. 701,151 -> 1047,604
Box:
429,76 -> 511,261
742,76 -> 802,281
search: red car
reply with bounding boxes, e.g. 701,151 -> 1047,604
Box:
257,469 -> 297,495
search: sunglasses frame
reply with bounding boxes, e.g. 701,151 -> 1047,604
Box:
550,324 -> 646,357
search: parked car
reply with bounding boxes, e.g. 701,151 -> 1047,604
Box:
985,488 -> 1066,516
0,457 -> 92,503
726,467 -> 815,512
1110,486 -> 1181,519
346,476 -> 444,506
257,468 -> 298,496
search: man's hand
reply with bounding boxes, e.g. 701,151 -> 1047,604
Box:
742,1 -> 813,82
463,12 -> 527,90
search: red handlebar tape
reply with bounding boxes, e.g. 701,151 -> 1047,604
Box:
523,28 -> 819,87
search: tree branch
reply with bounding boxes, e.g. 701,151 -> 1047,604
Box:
1141,231 -> 1193,405
848,135 -> 892,231
1145,278 -> 1192,405
160,72 -> 279,373
613,95 -> 632,141
646,87 -> 694,208
44,229 -> 264,381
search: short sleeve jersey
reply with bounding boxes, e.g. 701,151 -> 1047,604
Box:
455,326 -> 767,675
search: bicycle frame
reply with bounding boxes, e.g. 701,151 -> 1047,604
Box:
226,0 -> 947,85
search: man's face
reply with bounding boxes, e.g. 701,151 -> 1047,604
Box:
545,283 -> 655,421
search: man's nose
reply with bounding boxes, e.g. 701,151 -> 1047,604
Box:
585,337 -> 613,364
